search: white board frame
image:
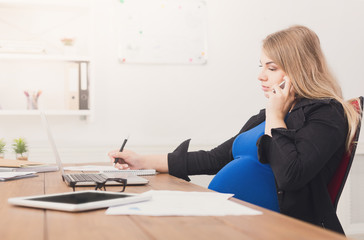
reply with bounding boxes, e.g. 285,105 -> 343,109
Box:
114,0 -> 207,64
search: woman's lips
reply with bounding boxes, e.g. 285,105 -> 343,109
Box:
261,86 -> 270,92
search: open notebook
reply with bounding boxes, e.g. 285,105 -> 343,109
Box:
63,165 -> 156,176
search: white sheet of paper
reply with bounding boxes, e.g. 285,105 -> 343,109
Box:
105,190 -> 262,216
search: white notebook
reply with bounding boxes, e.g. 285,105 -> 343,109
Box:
103,169 -> 156,176
63,165 -> 156,176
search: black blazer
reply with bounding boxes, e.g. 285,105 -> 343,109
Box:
168,98 -> 347,234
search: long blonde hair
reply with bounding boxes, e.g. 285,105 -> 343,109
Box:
262,25 -> 361,151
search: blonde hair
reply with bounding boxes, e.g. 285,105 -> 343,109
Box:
262,25 -> 361,151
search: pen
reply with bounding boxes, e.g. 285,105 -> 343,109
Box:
113,138 -> 128,166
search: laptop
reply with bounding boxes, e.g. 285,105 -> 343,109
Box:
39,112 -> 149,189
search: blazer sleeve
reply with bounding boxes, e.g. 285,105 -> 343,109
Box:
168,110 -> 265,181
168,137 -> 236,181
257,100 -> 348,191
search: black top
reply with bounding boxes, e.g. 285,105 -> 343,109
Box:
168,98 -> 347,234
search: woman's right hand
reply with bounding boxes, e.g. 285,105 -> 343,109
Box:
108,149 -> 145,170
266,76 -> 296,119
264,76 -> 296,136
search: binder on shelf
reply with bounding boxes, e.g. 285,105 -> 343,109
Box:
79,62 -> 89,110
65,62 -> 79,110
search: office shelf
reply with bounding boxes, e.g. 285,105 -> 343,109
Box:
0,54 -> 90,62
0,110 -> 91,116
0,0 -> 94,120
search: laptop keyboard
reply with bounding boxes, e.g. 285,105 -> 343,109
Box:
69,173 -> 107,182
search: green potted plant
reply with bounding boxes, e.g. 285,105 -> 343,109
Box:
12,138 -> 29,160
0,138 -> 6,159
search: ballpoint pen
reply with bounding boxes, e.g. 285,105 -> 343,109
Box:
113,137 -> 128,166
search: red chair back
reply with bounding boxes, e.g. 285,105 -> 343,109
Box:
327,96 -> 363,210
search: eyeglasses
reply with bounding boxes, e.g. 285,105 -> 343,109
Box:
70,178 -> 127,192
94,178 -> 127,192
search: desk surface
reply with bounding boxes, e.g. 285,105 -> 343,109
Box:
0,166 -> 349,240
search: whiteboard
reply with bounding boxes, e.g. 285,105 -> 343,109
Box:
114,0 -> 207,64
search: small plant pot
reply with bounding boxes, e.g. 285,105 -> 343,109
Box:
16,152 -> 28,161
12,138 -> 29,161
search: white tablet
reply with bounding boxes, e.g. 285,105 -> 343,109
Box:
8,190 -> 151,212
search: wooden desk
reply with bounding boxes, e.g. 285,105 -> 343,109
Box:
0,169 -> 349,240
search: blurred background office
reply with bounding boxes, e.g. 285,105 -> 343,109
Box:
0,0 -> 363,237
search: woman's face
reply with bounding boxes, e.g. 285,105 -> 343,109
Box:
258,51 -> 287,98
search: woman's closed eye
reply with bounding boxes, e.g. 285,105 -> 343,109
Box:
258,62 -> 277,71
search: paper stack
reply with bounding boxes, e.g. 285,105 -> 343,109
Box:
0,172 -> 37,181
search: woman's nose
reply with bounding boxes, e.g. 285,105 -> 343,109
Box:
258,70 -> 267,82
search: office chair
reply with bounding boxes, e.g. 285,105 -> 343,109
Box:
327,96 -> 363,211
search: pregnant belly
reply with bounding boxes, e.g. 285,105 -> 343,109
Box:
208,156 -> 279,211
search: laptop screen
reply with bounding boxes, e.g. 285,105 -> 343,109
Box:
40,111 -> 65,175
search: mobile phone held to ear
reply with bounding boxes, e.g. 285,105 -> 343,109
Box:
279,80 -> 286,89
272,79 -> 286,94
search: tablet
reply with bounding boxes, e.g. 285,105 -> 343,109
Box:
8,190 -> 151,212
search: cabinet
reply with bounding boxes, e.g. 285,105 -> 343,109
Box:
0,0 -> 94,120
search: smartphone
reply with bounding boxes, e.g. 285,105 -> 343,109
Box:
272,80 -> 286,94
279,80 -> 286,89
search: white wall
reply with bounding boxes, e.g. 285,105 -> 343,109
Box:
1,0 -> 364,163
